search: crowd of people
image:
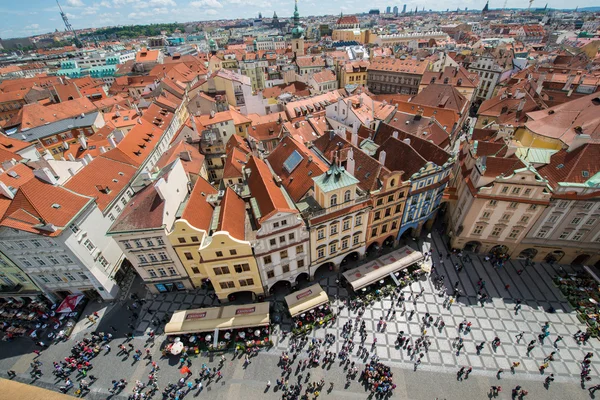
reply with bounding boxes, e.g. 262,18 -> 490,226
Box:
8,245 -> 599,400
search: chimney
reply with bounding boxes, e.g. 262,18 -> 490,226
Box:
100,146 -> 107,154
179,151 -> 191,161
68,168 -> 76,177
403,138 -> 411,146
392,130 -> 399,139
67,153 -> 76,161
108,136 -> 117,148
346,148 -> 355,176
33,168 -> 57,185
153,177 -> 168,201
351,132 -> 358,146
0,181 -> 15,199
83,154 -> 93,164
378,150 -> 387,165
2,159 -> 17,170
568,133 -> 591,152
307,156 -> 313,164
329,130 -> 335,141
78,133 -> 87,150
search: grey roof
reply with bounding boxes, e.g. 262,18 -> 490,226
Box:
15,112 -> 100,142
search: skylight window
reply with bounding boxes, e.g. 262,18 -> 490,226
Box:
582,170 -> 589,178
283,150 -> 303,173
556,164 -> 564,169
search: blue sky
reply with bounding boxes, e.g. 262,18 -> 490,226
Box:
0,0 -> 595,39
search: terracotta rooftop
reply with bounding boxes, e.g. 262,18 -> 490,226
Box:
6,97 -> 96,130
180,176 -> 216,232
216,187 -> 246,241
410,84 -> 467,113
536,143 -> 600,188
296,56 -> 326,68
246,155 -> 296,225
368,57 -> 429,75
64,154 -> 137,211
421,66 -> 480,89
267,135 -> 328,202
336,15 -> 359,25
525,92 -> 600,146
114,116 -> 164,167
1,177 -> 92,236
222,146 -> 248,180
311,70 -> 336,84
156,140 -> 205,179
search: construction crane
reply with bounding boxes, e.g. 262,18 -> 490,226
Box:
528,0 -> 534,10
57,0 -> 82,48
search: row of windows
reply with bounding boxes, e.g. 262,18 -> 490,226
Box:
146,266 -> 179,278
487,200 -> 538,211
137,252 -> 170,264
3,238 -> 57,250
122,237 -> 166,249
38,271 -> 88,283
265,259 -> 305,279
263,245 -> 304,265
472,225 -> 521,239
317,216 -> 362,240
499,186 -> 533,196
370,221 -> 398,238
0,272 -> 27,284
316,234 -> 361,259
218,278 -> 254,289
373,204 -> 402,221
213,263 -> 251,276
480,211 -> 530,224
18,254 -> 74,267
268,232 -> 297,248
375,192 -> 405,207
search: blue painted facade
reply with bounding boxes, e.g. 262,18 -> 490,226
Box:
397,159 -> 453,238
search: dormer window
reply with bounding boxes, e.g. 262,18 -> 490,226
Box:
330,194 -> 338,207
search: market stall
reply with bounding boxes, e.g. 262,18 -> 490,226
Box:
343,246 -> 424,293
285,284 -> 332,333
164,302 -> 271,352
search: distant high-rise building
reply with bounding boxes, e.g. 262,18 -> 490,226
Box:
258,12 -> 262,18
393,5 -> 398,15
386,6 -> 391,13
402,4 -> 406,13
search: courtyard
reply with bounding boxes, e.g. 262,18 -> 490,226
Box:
0,230 -> 598,399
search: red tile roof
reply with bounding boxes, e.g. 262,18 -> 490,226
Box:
64,155 -> 137,211
368,57 -> 429,75
1,177 -> 92,236
222,147 -> 248,180
376,122 -> 451,166
267,136 -> 328,202
225,134 -> 251,154
336,15 -> 359,25
537,143 -> 600,187
7,97 -> 96,130
156,140 -> 205,179
246,156 -> 297,225
181,177 -> 216,231
410,84 -> 467,113
108,182 -> 166,232
114,116 -> 164,167
217,187 -> 246,241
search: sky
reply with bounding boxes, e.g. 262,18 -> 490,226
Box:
0,0 -> 595,39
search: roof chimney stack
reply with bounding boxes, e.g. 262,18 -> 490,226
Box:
378,150 -> 387,165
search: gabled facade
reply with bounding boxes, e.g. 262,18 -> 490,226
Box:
448,140 -> 551,256
303,162 -> 371,279
246,156 -> 310,293
108,160 -> 194,294
198,187 -> 264,302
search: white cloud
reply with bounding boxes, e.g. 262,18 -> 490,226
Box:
99,0 -> 111,6
128,7 -> 169,19
204,8 -> 218,14
25,23 -> 40,29
190,0 -> 223,8
81,8 -> 98,14
148,0 -> 177,5
65,0 -> 86,7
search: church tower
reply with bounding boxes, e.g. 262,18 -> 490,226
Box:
290,0 -> 305,57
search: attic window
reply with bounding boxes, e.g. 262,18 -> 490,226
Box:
592,97 -> 600,106
556,164 -> 564,169
582,170 -> 589,178
51,203 -> 61,209
118,172 -> 124,176
7,171 -> 19,179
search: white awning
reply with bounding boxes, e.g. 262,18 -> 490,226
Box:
284,284 -> 329,317
342,246 -> 424,291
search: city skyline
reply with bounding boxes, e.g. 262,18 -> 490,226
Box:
0,0 -> 598,39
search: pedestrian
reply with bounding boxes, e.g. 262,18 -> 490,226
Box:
510,361 -> 520,374
515,332 -> 524,342
553,335 -> 563,347
496,368 -> 504,379
93,311 -> 99,319
110,325 -> 117,332
517,269 -> 523,275
545,374 -> 554,386
505,284 -> 510,291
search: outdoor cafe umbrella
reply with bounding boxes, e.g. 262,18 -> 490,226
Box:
55,294 -> 84,313
180,366 -> 191,375
239,331 -> 246,338
224,332 -> 231,340
171,341 -> 184,355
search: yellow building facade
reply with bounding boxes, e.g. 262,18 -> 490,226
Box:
199,232 -> 264,302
